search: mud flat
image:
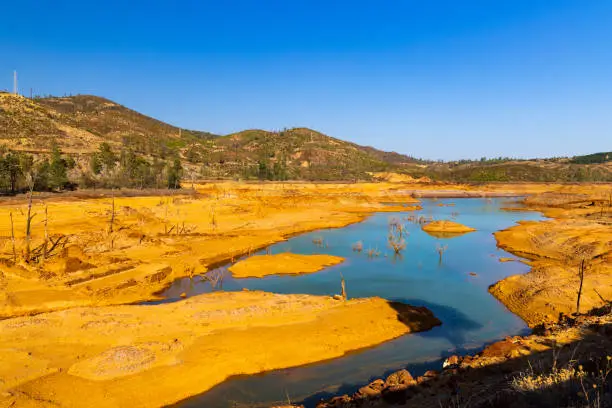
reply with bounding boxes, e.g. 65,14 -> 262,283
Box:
0,291 -> 440,408
228,253 -> 344,278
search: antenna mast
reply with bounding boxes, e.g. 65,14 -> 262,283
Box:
13,71 -> 18,95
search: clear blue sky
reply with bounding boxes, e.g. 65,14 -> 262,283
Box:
2,1 -> 611,160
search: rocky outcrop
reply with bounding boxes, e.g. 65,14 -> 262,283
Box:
315,304 -> 612,408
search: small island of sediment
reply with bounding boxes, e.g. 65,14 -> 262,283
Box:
229,253 -> 345,279
421,220 -> 476,237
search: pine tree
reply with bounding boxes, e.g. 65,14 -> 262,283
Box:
48,144 -> 68,190
90,154 -> 102,175
167,157 -> 182,189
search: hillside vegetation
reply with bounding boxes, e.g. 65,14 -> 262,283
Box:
0,92 -> 610,194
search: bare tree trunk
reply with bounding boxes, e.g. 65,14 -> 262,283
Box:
576,259 -> 585,314
42,205 -> 49,263
25,184 -> 35,262
108,189 -> 115,234
9,212 -> 16,263
340,273 -> 347,301
164,199 -> 169,234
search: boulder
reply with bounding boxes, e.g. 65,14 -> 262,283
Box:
443,355 -> 460,368
357,379 -> 385,398
384,369 -> 416,387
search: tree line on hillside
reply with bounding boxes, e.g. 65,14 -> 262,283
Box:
0,143 -> 183,195
571,152 -> 611,165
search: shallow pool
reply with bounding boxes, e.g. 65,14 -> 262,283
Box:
169,197 -> 544,408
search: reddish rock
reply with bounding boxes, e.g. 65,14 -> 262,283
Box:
480,339 -> 521,359
384,369 -> 416,387
357,379 -> 385,398
443,355 -> 460,368
423,370 -> 439,378
318,395 -> 351,407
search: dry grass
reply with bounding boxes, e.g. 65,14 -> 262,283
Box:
511,356 -> 612,408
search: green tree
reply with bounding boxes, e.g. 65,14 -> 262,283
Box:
258,160 -> 270,181
167,157 -> 182,189
98,142 -> 117,171
272,157 -> 288,181
34,160 -> 51,191
3,152 -> 21,193
120,149 -> 138,182
152,157 -> 165,189
90,154 -> 102,175
48,144 -> 68,190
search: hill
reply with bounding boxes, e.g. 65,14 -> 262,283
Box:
1,92 -> 610,189
1,93 -> 419,182
571,151 -> 611,164
425,159 -> 612,183
198,127 -> 418,180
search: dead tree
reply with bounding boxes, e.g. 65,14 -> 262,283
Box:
108,189 -> 115,234
566,244 -> 595,315
436,244 -> 448,264
164,199 -> 170,234
42,205 -> 49,262
9,212 -> 16,263
24,182 -> 36,262
576,258 -> 587,314
340,273 -> 347,301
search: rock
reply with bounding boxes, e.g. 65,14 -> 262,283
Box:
443,355 -> 460,368
417,370 -> 439,385
318,395 -> 350,407
179,292 -> 187,298
469,272 -> 478,277
332,294 -> 344,301
423,370 -> 439,378
384,369 -> 415,387
480,339 -> 521,359
357,379 -> 385,398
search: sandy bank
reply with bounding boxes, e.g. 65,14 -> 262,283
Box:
0,291 -> 440,408
0,182 -> 424,318
490,188 -> 612,327
491,218 -> 612,327
229,253 -> 344,278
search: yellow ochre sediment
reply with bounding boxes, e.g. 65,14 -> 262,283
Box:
0,290 -> 440,408
229,253 -> 345,278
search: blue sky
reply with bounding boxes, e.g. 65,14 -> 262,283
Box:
1,1 -> 611,160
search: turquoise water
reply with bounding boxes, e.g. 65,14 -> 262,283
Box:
168,198 -> 544,408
